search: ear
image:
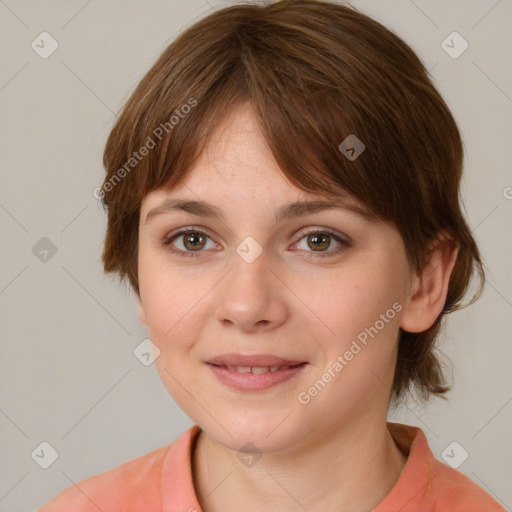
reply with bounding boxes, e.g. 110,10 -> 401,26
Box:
400,234 -> 459,333
137,294 -> 147,326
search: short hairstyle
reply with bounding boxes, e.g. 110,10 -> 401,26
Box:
100,0 -> 485,407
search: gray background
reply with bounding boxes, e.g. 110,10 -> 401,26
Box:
0,1 -> 511,511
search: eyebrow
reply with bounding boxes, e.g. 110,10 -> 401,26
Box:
144,197 -> 376,225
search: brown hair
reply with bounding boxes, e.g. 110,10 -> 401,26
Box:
100,0 -> 484,407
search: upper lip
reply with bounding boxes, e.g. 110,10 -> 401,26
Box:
206,354 -> 306,367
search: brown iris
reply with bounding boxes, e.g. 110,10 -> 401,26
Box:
307,233 -> 330,251
183,232 -> 207,251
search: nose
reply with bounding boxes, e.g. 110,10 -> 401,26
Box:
214,249 -> 288,334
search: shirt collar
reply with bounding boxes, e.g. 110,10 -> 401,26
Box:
161,422 -> 431,512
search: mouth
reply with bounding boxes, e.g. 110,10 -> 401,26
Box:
206,353 -> 307,368
205,355 -> 308,391
208,363 -> 305,373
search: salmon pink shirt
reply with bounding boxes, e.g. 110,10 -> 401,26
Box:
38,422 -> 505,512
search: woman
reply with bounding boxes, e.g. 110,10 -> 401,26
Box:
39,1 -> 505,510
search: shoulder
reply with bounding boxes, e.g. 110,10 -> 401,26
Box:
36,443 -> 173,512
384,422 -> 505,512
430,461 -> 505,511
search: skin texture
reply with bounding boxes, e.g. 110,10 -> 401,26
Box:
137,102 -> 458,512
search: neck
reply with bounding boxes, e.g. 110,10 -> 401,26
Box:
191,416 -> 407,512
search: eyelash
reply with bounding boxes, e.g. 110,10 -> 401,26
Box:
161,226 -> 351,259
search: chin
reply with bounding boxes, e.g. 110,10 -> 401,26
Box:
200,414 -> 305,455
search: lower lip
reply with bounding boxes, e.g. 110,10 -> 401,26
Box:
207,363 -> 308,391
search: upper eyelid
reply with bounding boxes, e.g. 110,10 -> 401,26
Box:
164,226 -> 218,243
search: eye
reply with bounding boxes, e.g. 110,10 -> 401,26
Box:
292,228 -> 350,258
161,226 -> 351,259
162,227 -> 217,258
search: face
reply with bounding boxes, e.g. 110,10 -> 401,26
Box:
137,102 -> 414,454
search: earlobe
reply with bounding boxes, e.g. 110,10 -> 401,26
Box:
137,295 -> 147,326
400,236 -> 459,333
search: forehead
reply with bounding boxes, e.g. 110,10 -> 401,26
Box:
144,102 -> 357,205
191,102 -> 282,186
140,102 -> 378,224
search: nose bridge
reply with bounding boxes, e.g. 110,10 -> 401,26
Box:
214,241 -> 287,332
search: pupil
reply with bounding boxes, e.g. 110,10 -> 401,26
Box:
309,234 -> 328,251
186,233 -> 204,250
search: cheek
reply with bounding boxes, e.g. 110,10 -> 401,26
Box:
298,268 -> 403,409
143,285 -> 203,346
138,257 -> 183,345
139,246 -> 198,327
138,264 -> 216,370
298,259 -> 404,344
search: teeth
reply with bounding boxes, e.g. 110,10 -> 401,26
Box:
226,365 -> 251,373
251,366 -> 269,374
223,365 -> 293,373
